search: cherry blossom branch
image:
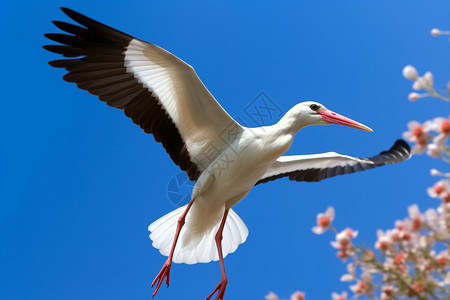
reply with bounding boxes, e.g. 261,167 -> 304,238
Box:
403,66 -> 450,103
402,29 -> 450,104
310,200 -> 450,299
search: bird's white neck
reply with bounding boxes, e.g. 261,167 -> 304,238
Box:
272,106 -> 311,136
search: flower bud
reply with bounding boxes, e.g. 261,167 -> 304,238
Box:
408,92 -> 421,101
430,169 -> 440,176
434,182 -> 445,195
431,28 -> 441,36
265,292 -> 279,300
427,143 -> 442,158
412,80 -> 423,90
290,291 -> 305,300
441,119 -> 450,134
332,292 -> 348,300
403,65 -> 418,80
424,71 -> 433,86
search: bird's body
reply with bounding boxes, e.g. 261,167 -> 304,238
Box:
44,8 -> 411,300
178,125 -> 291,247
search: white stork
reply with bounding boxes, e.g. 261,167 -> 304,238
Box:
44,8 -> 411,300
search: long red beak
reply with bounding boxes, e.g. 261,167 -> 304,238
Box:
319,108 -> 373,132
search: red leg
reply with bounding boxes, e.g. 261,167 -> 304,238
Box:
206,209 -> 229,300
152,199 -> 195,297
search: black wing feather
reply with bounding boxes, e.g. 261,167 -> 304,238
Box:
44,7 -> 200,181
256,140 -> 411,184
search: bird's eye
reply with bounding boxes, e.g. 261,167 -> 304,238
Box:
310,104 -> 320,111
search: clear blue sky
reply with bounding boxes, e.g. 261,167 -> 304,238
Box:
2,1 -> 449,299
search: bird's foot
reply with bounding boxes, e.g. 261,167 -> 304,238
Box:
206,278 -> 228,300
152,260 -> 171,297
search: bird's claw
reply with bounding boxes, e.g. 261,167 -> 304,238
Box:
206,279 -> 228,300
152,261 -> 171,297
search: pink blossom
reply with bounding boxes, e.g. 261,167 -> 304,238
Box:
350,273 -> 373,296
290,291 -> 305,300
350,281 -> 366,295
433,116 -> 450,144
265,292 -> 279,300
394,252 -> 406,265
427,180 -> 449,198
411,282 -> 424,295
340,263 -> 355,282
332,228 -> 358,248
403,121 -> 432,154
331,291 -> 347,300
425,207 -> 450,239
362,250 -> 376,261
415,255 -> 432,274
380,285 -> 396,300
391,222 -> 412,242
427,143 -> 443,158
442,119 -> 450,134
375,229 -> 392,252
384,254 -> 407,273
331,228 -> 358,261
393,219 -> 412,238
312,207 -> 334,234
435,250 -> 449,268
335,249 -> 354,262
408,204 -> 424,231
427,179 -> 450,207
383,257 -> 396,271
425,208 -> 439,225
443,192 -> 450,204
418,235 -> 434,249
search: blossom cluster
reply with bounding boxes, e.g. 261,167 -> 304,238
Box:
402,117 -> 450,159
402,25 -> 450,104
311,191 -> 450,299
268,192 -> 450,300
402,64 -> 450,103
401,30 -> 450,160
265,291 -> 305,300
265,28 -> 450,300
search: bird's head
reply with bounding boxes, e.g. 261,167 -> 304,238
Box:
293,101 -> 373,132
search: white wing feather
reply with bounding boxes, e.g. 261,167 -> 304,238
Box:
125,39 -> 241,172
261,152 -> 371,180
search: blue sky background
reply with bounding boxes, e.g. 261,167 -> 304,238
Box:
2,1 -> 450,299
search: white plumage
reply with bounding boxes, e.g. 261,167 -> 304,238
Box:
149,206 -> 248,264
125,38 -> 241,176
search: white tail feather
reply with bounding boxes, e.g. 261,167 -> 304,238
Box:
148,205 -> 248,264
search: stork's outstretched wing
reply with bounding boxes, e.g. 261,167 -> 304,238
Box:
44,7 -> 241,181
256,140 -> 411,184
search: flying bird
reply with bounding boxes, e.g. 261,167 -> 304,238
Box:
44,8 -> 411,300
